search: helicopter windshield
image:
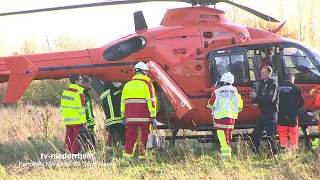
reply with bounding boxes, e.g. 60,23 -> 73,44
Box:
282,39 -> 320,83
284,39 -> 320,67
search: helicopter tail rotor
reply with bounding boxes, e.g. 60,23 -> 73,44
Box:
134,11 -> 148,31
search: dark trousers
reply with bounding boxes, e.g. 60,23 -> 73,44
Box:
65,125 -> 82,154
106,123 -> 126,148
79,126 -> 96,152
251,111 -> 278,155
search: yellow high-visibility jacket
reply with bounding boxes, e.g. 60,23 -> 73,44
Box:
60,84 -> 86,125
121,74 -> 157,123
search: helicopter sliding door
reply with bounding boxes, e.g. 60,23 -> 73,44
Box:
208,47 -> 261,123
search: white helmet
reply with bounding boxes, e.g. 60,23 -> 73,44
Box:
134,61 -> 149,72
220,72 -> 234,84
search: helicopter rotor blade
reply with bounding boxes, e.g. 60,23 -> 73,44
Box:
0,0 -> 187,16
224,0 -> 280,22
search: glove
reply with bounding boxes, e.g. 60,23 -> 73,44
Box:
152,119 -> 157,126
80,124 -> 88,133
152,119 -> 157,129
82,124 -> 88,130
122,119 -> 126,125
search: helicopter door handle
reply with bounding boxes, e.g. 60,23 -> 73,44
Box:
173,48 -> 187,55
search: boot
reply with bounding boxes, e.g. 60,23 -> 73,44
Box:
105,150 -> 113,163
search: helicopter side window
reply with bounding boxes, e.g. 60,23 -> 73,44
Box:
212,53 -> 248,85
283,47 -> 320,83
231,54 -> 248,83
103,36 -> 147,61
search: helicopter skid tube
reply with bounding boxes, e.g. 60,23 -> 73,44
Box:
147,61 -> 196,119
158,122 -> 320,144
162,132 -> 320,143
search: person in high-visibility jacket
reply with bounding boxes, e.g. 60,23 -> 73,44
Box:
207,72 -> 243,159
310,86 -> 320,107
100,81 -> 125,162
310,86 -> 320,148
60,73 -> 87,154
121,61 -> 157,160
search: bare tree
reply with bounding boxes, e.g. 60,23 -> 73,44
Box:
12,39 -> 41,56
52,33 -> 97,52
290,0 -> 318,44
278,0 -> 284,22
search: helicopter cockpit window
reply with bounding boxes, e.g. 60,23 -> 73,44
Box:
212,53 -> 248,85
283,47 -> 320,83
103,36 -> 147,61
215,56 -> 231,76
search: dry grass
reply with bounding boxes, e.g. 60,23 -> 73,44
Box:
0,105 -> 320,180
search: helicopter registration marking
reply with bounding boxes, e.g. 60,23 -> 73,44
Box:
200,14 -> 219,19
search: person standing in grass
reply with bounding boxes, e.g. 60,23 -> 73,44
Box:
60,73 -> 86,154
277,74 -> 304,151
100,81 -> 126,162
121,61 -> 157,161
249,66 -> 279,158
79,75 -> 97,153
207,72 -> 243,159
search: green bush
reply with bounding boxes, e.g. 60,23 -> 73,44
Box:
22,79 -> 69,106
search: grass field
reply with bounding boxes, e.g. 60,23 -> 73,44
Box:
1,105 -> 320,180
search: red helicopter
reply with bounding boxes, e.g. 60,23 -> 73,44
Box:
0,0 -> 320,143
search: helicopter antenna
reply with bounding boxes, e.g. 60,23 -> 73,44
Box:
46,36 -> 51,53
267,11 -> 272,32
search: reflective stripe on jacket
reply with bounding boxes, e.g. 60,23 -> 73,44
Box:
84,89 -> 95,126
60,84 -> 86,125
100,87 -> 123,126
310,88 -> 320,107
207,85 -> 243,119
121,74 -> 157,123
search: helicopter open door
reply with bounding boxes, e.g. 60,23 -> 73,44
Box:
147,61 -> 196,119
91,77 -> 106,96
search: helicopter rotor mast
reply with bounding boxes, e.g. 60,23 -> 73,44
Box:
0,0 -> 279,22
